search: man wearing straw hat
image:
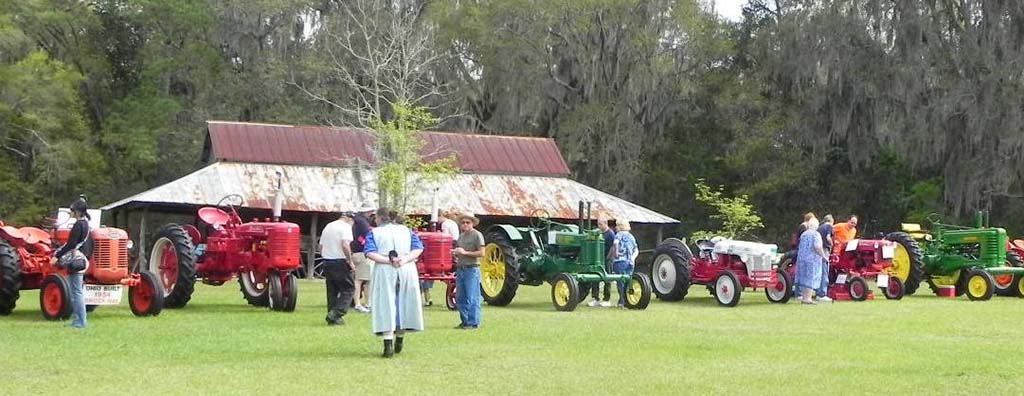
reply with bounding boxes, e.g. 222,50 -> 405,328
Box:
451,213 -> 485,329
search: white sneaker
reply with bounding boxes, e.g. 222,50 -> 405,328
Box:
587,299 -> 600,307
817,296 -> 833,303
353,305 -> 371,313
600,301 -> 612,308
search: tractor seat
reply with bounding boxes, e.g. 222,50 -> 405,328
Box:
696,239 -> 715,258
198,207 -> 231,228
1,225 -> 26,244
1013,239 -> 1024,251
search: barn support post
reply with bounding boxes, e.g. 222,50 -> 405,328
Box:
136,207 -> 148,273
308,214 -> 319,279
656,225 -> 663,244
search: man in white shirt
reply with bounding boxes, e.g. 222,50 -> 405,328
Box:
320,212 -> 355,325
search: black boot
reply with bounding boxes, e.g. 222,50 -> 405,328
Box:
395,337 -> 404,354
382,339 -> 395,358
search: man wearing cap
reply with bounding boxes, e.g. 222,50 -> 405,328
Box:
452,213 -> 485,329
320,211 -> 355,325
365,208 -> 424,358
351,202 -> 375,313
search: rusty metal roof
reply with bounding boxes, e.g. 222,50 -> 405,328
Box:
101,162 -> 678,224
205,121 -> 571,176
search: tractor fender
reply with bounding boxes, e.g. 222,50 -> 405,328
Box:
486,224 -> 523,242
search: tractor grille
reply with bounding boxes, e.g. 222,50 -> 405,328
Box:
93,238 -> 128,270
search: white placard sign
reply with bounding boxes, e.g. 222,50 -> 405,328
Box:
845,240 -> 859,252
881,245 -> 896,259
835,274 -> 848,285
877,274 -> 890,288
84,285 -> 124,305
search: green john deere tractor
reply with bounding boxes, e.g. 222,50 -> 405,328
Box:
480,201 -> 652,311
900,211 -> 1024,300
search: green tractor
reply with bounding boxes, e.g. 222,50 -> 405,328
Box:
900,211 -> 1024,300
480,202 -> 653,311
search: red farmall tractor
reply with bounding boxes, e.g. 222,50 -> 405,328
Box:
0,218 -> 163,319
779,233 -> 924,301
648,237 -> 792,307
147,194 -> 301,311
416,231 -> 457,310
993,239 -> 1024,297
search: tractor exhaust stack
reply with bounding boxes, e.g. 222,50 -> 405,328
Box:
272,171 -> 283,222
578,201 -> 585,231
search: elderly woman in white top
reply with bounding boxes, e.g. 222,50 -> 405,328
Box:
364,208 -> 424,358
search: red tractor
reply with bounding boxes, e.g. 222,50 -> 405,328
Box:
994,239 -> 1024,297
648,237 -> 792,307
416,231 -> 456,310
779,233 -> 924,301
0,218 -> 163,319
147,194 -> 301,311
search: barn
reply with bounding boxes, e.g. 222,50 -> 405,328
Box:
101,121 -> 679,276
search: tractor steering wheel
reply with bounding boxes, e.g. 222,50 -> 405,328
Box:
216,194 -> 245,224
529,208 -> 551,229
925,213 -> 943,226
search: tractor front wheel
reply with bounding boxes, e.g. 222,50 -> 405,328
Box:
480,231 -> 519,306
964,269 -> 994,301
882,276 -> 905,300
39,274 -> 71,320
551,273 -> 581,312
0,239 -> 21,315
445,282 -> 457,311
623,273 -> 652,310
268,272 -> 285,311
129,271 -> 165,317
649,238 -> 691,301
239,270 -> 270,307
713,271 -> 741,307
848,277 -> 869,301
149,224 -> 197,308
282,271 -> 297,312
765,269 -> 792,304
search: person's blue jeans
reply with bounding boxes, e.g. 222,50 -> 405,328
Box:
68,273 -> 86,328
816,258 -> 829,297
612,261 -> 634,305
455,266 -> 481,327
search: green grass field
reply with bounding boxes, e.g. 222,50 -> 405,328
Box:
2,279 -> 1023,395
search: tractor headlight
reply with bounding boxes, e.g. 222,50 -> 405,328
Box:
126,240 -> 135,250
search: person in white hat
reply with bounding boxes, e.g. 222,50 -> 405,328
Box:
351,202 -> 376,313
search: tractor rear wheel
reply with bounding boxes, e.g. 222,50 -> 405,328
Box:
129,271 -> 165,317
551,273 -> 580,312
964,268 -> 994,301
765,269 -> 792,304
882,276 -> 905,300
623,273 -> 652,310
848,277 -> 869,301
239,270 -> 270,307
649,238 -> 691,301
480,231 -> 519,307
0,239 -> 21,315
884,232 -> 925,296
39,274 -> 71,320
995,252 -> 1023,297
149,224 -> 196,309
268,272 -> 285,311
713,271 -> 741,307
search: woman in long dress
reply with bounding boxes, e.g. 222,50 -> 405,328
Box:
796,217 -> 826,304
364,208 -> 424,358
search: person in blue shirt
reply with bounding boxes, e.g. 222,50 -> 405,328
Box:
610,219 -> 639,308
364,208 -> 424,358
816,215 -> 835,302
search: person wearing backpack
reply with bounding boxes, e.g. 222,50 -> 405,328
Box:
50,196 -> 93,329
